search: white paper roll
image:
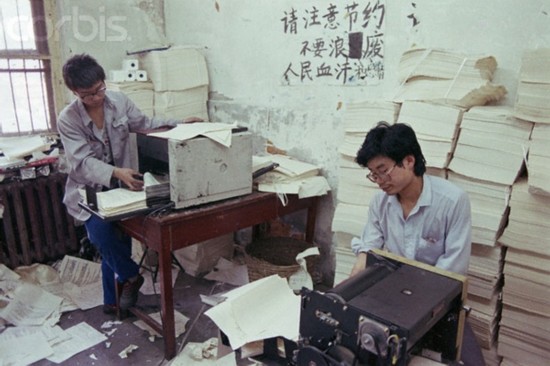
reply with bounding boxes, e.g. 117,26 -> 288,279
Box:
122,59 -> 139,70
109,70 -> 127,82
125,71 -> 137,81
136,70 -> 148,81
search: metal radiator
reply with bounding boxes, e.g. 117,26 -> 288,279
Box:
0,173 -> 79,269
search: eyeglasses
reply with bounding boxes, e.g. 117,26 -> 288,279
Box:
366,163 -> 397,183
77,84 -> 107,102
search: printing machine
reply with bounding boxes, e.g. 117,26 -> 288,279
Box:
296,249 -> 468,366
136,126 -> 253,209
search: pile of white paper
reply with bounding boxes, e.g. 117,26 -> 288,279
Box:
106,81 -> 155,117
513,48 -> 550,123
393,48 -> 506,108
448,172 -> 510,246
254,154 -> 331,199
527,123 -> 550,195
496,179 -> 550,365
448,106 -> 533,186
465,244 -> 504,349
397,101 -> 463,169
154,85 -> 209,121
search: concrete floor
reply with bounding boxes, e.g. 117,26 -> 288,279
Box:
30,270 -> 288,366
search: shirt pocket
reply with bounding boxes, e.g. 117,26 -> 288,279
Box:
416,224 -> 444,265
112,116 -> 129,138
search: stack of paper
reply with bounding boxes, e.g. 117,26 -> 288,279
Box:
465,244 -> 504,349
394,48 -> 506,108
527,123 -> 550,195
448,106 -> 533,186
397,101 -> 463,168
497,180 -> 550,365
513,48 -> 550,123
154,85 -> 209,121
140,46 -> 210,121
332,101 -> 400,284
448,172 -> 510,246
106,81 -> 154,117
397,48 -> 497,82
140,46 -> 209,91
498,179 -> 550,255
254,154 -> 330,199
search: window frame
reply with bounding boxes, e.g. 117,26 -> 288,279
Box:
0,0 -> 59,137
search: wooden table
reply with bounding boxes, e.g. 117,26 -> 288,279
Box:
118,191 -> 319,360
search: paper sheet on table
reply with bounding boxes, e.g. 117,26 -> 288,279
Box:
0,282 -> 63,326
147,122 -> 238,147
204,275 -> 300,349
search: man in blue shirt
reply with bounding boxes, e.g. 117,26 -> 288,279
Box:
350,121 -> 484,365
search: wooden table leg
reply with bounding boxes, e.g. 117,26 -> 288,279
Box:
159,230 -> 176,360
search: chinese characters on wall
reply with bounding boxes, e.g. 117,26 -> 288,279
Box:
281,1 -> 385,86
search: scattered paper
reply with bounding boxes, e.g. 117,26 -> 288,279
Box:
170,338 -> 237,366
288,247 -> 320,292
204,258 -> 249,286
205,275 -> 300,350
133,310 -> 189,338
118,344 -> 139,359
46,322 -> 108,363
0,282 -> 63,326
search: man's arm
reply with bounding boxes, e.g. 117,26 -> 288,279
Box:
435,191 -> 472,275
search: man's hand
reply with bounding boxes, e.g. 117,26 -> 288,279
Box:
113,167 -> 144,191
350,252 -> 368,277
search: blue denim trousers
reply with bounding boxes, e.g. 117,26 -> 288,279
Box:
84,215 -> 140,305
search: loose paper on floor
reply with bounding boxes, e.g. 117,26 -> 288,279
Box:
204,275 -> 300,349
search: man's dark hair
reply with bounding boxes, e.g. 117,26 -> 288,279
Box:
62,54 -> 105,90
356,121 -> 427,176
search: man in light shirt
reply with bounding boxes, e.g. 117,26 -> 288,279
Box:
350,121 -> 484,365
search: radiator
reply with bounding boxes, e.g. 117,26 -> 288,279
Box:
0,173 -> 79,269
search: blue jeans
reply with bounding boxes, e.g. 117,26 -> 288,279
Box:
84,215 -> 139,305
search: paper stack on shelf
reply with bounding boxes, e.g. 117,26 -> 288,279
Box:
106,81 -> 154,117
527,123 -> 550,195
448,106 -> 533,186
397,101 -> 463,169
393,48 -> 506,108
497,179 -> 550,365
448,172 -> 510,246
513,48 -> 550,123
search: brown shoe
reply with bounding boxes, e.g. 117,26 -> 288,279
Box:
119,274 -> 144,310
102,304 -> 117,315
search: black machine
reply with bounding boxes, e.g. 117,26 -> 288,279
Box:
297,249 -> 467,366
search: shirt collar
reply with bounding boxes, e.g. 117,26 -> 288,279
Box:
387,175 -> 432,207
74,92 -> 113,128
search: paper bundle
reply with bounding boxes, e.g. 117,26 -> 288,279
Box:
154,86 -> 209,121
527,123 -> 550,195
106,81 -> 154,117
397,101 -> 463,169
513,48 -> 550,123
172,234 -> 235,277
448,106 -> 533,185
394,48 -> 506,108
254,154 -> 331,198
448,172 -> 510,246
140,46 -> 209,91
